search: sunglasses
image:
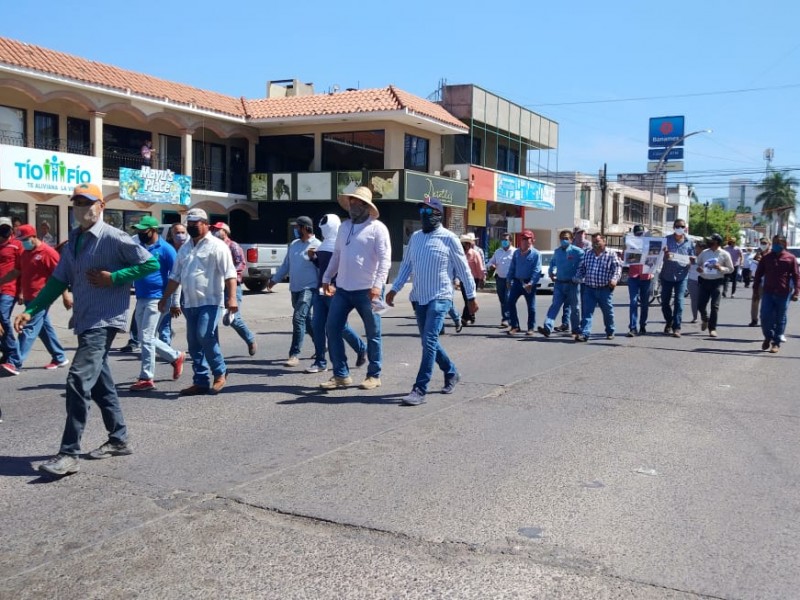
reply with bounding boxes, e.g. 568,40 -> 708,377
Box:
419,206 -> 439,215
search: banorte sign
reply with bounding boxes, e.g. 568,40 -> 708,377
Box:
0,145 -> 102,194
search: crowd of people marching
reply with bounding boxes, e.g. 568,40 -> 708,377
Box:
0,184 -> 797,477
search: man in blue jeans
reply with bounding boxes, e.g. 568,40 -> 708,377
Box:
575,233 -> 622,342
15,183 -> 159,476
487,233 -> 514,327
753,234 -> 800,353
386,196 -> 477,406
539,229 -> 584,338
505,230 -> 541,336
660,218 -> 694,337
321,187 -> 391,391
0,216 -> 22,370
306,214 -> 366,373
626,224 -> 654,336
269,216 -> 321,367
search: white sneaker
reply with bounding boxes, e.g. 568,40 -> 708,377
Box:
780,334 -> 787,343
284,356 -> 300,367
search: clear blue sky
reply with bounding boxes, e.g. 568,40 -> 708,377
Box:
2,0 -> 798,201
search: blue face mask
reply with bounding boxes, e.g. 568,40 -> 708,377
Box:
22,239 -> 35,251
560,239 -> 570,248
293,228 -> 300,240
500,240 -> 510,249
772,243 -> 783,253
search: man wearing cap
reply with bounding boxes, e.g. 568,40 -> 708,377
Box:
723,237 -> 743,298
753,234 -> 800,353
0,216 -> 22,371
660,218 -> 694,337
575,233 -> 622,342
749,237 -> 771,327
268,216 -> 321,366
573,227 -> 591,251
505,229 -> 541,336
487,233 -> 515,327
128,216 -> 184,392
0,224 -> 71,374
14,183 -> 160,476
386,196 -> 477,405
626,224 -> 654,337
159,208 -> 237,396
321,186 -> 391,390
696,233 -> 734,338
212,222 -> 257,357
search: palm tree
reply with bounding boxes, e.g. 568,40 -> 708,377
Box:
755,171 -> 798,235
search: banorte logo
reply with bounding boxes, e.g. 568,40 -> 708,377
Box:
14,154 -> 92,185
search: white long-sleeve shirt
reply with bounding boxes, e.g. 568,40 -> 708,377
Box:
322,217 -> 391,291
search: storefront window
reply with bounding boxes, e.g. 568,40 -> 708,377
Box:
256,134 -> 314,172
0,202 -> 27,225
322,130 -> 384,171
0,105 -> 26,146
497,145 -> 519,174
404,135 -> 429,171
35,205 -> 59,246
34,111 -> 59,151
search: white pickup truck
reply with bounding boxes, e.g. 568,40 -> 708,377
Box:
239,243 -> 288,292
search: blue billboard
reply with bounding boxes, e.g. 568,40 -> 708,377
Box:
649,116 -> 685,147
648,147 -> 684,161
495,174 -> 555,210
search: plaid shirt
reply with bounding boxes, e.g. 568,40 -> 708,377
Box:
225,238 -> 246,284
577,248 -> 622,288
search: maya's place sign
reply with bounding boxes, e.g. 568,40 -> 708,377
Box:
120,166 -> 191,205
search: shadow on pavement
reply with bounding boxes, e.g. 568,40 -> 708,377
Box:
0,455 -> 52,477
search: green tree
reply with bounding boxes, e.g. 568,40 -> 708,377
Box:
755,171 -> 798,235
688,202 -> 741,239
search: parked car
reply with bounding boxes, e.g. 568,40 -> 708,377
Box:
537,251 -> 554,293
239,243 -> 288,292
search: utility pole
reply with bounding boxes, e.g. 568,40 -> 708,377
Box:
599,163 -> 607,236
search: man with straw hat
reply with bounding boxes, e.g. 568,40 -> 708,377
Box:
320,186 -> 391,390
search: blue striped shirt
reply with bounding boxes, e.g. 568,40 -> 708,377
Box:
391,226 -> 475,305
53,220 -> 153,335
577,248 -> 622,288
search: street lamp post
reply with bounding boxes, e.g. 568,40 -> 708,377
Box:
648,129 -> 712,230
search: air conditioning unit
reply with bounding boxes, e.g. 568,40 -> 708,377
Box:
442,169 -> 462,179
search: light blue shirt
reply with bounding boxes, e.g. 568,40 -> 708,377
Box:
391,226 -> 475,305
508,248 -> 541,284
549,244 -> 585,281
273,237 -> 321,292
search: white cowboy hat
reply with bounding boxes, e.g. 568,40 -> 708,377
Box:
338,186 -> 379,219
459,232 -> 476,243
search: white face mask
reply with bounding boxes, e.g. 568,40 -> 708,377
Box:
74,204 -> 101,228
674,227 -> 685,236
760,243 -> 769,251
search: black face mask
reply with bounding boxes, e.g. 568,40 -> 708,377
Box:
348,203 -> 370,224
0,228 -> 11,240
421,211 -> 442,233
186,224 -> 201,238
137,230 -> 154,245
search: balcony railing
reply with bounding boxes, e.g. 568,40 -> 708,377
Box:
0,131 -> 93,155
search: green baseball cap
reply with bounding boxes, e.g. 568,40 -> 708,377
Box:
133,216 -> 160,230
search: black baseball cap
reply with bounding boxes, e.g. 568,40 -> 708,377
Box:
293,216 -> 313,229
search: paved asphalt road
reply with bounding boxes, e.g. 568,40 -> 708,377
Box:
1,284 -> 798,599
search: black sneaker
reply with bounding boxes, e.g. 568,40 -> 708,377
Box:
762,338 -> 771,351
455,320 -> 463,333
88,440 -> 134,460
663,325 -> 672,335
355,351 -> 367,368
118,343 -> 139,353
639,326 -> 647,335
575,335 -> 589,342
554,324 -> 569,332
442,372 -> 460,394
537,326 -> 550,338
749,321 -> 758,327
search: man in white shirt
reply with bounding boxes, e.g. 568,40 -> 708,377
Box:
696,233 -> 734,338
159,208 -> 237,396
321,187 -> 391,390
487,233 -> 514,327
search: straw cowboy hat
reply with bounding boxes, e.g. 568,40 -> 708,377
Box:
338,186 -> 380,219
459,232 -> 476,244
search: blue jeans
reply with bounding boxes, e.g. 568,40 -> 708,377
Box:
627,277 -> 652,331
580,286 -> 615,337
544,281 -> 579,333
134,298 -> 180,380
184,305 -> 226,388
326,288 -> 382,379
660,277 -> 688,330
507,279 -> 536,331
0,293 -> 20,365
412,299 -> 457,394
495,276 -> 510,323
230,285 -> 255,346
61,327 -> 127,455
761,292 -> 792,346
311,292 -> 365,369
15,301 -> 67,368
289,288 -> 314,357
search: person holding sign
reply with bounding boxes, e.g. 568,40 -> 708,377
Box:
696,233 -> 734,338
626,225 -> 654,337
660,219 -> 695,337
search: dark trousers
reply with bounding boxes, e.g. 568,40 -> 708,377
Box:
460,277 -> 479,323
723,267 -> 740,296
698,278 -> 724,331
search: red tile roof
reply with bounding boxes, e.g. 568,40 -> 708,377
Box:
244,86 -> 466,130
0,36 -> 466,131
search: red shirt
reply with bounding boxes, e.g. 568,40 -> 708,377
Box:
0,238 -> 22,297
753,250 -> 800,297
19,242 -> 60,300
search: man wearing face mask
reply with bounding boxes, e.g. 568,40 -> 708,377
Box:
159,208 -> 237,396
268,216 -> 321,367
626,224 -> 654,337
752,234 -> 800,353
0,216 -> 22,371
0,225 -> 70,375
696,233 -> 734,338
749,237 -> 771,327
127,216 -> 184,392
211,222 -> 257,357
156,223 -> 190,345
538,229 -> 584,338
505,230 -> 541,336
659,219 -> 694,337
14,183 -> 159,476
386,196 -> 477,406
487,233 -> 515,327
321,187 -> 391,390
575,233 -> 622,342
